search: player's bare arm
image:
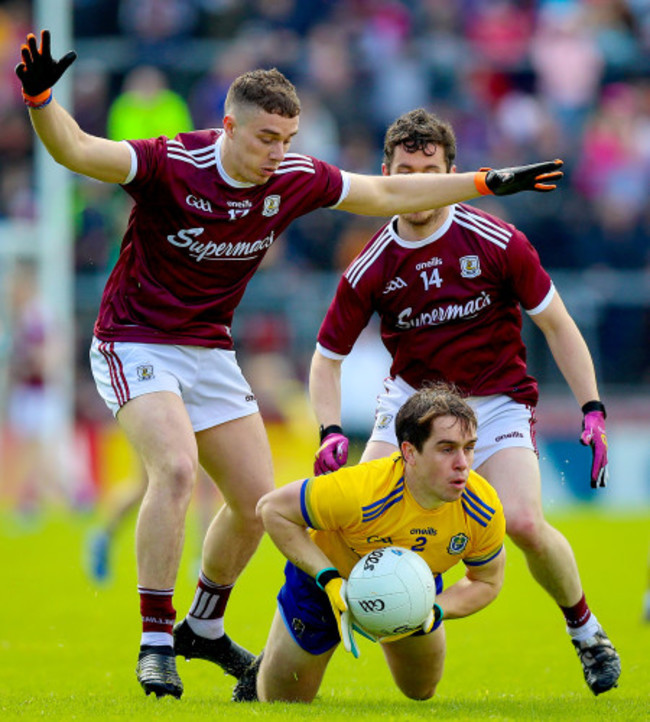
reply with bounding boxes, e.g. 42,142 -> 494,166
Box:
309,350 -> 344,429
435,548 -> 506,620
28,100 -> 131,183
530,293 -> 601,407
257,481 -> 333,577
338,159 -> 564,216
16,30 -> 131,183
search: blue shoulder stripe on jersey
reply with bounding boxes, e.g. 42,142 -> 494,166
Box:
362,493 -> 404,522
461,494 -> 492,522
361,478 -> 405,512
461,499 -> 488,527
464,545 -> 504,566
463,487 -> 496,514
300,478 -> 315,528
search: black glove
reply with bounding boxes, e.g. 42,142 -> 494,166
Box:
15,30 -> 77,98
475,159 -> 564,196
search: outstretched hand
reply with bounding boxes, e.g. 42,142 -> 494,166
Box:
475,159 -> 564,196
16,30 -> 77,97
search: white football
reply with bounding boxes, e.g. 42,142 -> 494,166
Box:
346,547 -> 436,637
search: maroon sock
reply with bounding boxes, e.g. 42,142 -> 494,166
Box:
188,572 -> 233,621
559,592 -> 591,629
138,586 -> 176,636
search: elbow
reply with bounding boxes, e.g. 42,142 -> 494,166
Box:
255,492 -> 273,526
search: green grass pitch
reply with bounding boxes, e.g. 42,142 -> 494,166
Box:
1,506 -> 648,721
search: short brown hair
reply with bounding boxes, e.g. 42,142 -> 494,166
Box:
383,108 -> 456,171
395,382 -> 476,452
225,68 -> 300,118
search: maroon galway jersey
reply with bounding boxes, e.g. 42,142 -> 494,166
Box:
94,129 -> 347,348
317,203 -> 554,406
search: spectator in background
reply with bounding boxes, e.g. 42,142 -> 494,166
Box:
117,0 -> 199,65
1,261 -> 68,516
107,65 -> 193,141
530,4 -> 604,144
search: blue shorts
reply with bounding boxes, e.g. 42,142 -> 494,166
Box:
277,562 -> 339,655
277,562 -> 445,654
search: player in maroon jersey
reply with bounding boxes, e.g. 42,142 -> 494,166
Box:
16,31 -> 564,699
310,109 -> 620,696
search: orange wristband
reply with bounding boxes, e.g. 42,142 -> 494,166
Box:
473,171 -> 492,196
22,88 -> 53,108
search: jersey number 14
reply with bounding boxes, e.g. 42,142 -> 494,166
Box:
420,268 -> 443,290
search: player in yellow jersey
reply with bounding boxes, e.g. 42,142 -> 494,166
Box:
233,383 -> 506,702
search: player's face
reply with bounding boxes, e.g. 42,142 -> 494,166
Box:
222,107 -> 299,184
403,415 -> 477,508
383,144 -> 455,232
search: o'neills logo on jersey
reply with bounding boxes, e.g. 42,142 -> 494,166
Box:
396,291 -> 492,329
415,257 -> 442,270
167,227 -> 276,261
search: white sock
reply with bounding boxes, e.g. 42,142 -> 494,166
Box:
186,615 -> 225,640
568,613 -> 600,642
141,631 -> 173,647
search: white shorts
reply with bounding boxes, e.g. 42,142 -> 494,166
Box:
89,337 -> 259,432
369,376 -> 537,468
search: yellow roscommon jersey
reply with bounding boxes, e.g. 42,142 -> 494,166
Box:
301,453 -> 505,578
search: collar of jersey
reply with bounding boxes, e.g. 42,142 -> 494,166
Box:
389,204 -> 456,249
215,132 -> 256,189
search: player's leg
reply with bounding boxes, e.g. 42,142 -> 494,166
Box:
197,412 -> 273,583
381,626 -> 446,699
118,392 -> 199,588
173,412 -> 271,677
256,610 -> 335,702
477,446 -> 620,694
234,561 -> 341,702
477,447 -> 582,604
117,391 -> 199,699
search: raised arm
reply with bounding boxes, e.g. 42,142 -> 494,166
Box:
338,160 -> 564,217
16,30 -> 131,183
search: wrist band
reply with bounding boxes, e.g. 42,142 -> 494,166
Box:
315,567 -> 340,590
581,400 -> 606,418
22,88 -> 53,109
319,424 -> 343,443
473,170 -> 492,196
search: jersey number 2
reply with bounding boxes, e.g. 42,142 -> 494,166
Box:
411,537 -> 427,552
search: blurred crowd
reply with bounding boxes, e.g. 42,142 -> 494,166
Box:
2,0 -> 649,265
1,0 -> 650,420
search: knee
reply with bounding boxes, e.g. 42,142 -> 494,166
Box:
506,511 -> 545,552
149,454 -> 197,505
403,683 -> 437,701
